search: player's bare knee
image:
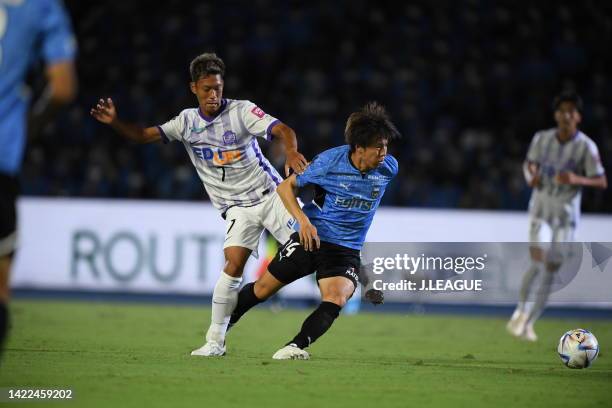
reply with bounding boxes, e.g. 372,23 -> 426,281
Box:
0,256 -> 11,303
223,247 -> 251,277
545,262 -> 561,273
0,288 -> 8,303
253,272 -> 283,300
529,246 -> 544,262
321,292 -> 350,308
0,281 -> 9,303
223,261 -> 244,278
253,280 -> 274,300
222,255 -> 248,277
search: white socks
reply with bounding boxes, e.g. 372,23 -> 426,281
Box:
527,269 -> 555,326
515,261 -> 542,316
206,271 -> 242,344
513,259 -> 557,327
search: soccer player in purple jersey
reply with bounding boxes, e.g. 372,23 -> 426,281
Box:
91,53 -> 307,356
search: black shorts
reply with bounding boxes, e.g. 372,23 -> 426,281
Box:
0,173 -> 18,256
268,232 -> 361,288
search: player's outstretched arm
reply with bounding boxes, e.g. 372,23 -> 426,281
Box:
556,172 -> 607,189
90,98 -> 161,144
276,174 -> 320,251
269,123 -> 308,176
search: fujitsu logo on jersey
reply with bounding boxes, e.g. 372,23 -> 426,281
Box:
334,196 -> 374,211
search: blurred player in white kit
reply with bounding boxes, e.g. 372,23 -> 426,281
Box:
507,91 -> 607,341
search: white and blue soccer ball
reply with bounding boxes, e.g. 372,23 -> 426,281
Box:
557,329 -> 599,369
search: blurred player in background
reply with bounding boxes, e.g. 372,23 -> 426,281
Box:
227,102 -> 399,359
507,91 -> 607,341
0,0 -> 77,360
90,53 -> 307,357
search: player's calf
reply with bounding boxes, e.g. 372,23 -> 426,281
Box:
286,301 -> 342,351
253,272 -> 284,300
227,282 -> 263,331
276,277 -> 353,356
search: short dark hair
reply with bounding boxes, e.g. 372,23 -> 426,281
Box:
345,102 -> 401,151
189,53 -> 225,82
553,91 -> 583,113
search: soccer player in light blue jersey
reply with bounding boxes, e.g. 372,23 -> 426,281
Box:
0,0 -> 77,357
227,102 -> 400,359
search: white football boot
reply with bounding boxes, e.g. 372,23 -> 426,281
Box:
272,344 -> 310,360
521,323 -> 538,342
190,341 -> 226,357
506,310 -> 528,339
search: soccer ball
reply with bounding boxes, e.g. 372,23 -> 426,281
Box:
557,329 -> 599,369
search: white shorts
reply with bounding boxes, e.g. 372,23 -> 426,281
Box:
528,218 -> 575,245
529,217 -> 576,264
223,192 -> 296,256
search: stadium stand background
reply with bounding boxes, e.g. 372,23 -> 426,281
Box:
21,0 -> 612,212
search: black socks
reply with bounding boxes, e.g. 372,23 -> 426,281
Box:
227,285 -> 343,351
289,301 -> 341,349
228,282 -> 263,330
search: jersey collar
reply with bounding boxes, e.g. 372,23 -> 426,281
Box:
198,99 -> 227,122
555,129 -> 579,145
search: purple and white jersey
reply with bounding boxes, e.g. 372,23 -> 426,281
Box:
526,128 -> 605,226
158,99 -> 283,214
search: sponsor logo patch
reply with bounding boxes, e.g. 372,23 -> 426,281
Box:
190,126 -> 206,134
345,267 -> 359,282
251,106 -> 265,118
191,147 -> 242,165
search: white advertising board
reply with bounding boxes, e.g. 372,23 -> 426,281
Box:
11,198 -> 612,306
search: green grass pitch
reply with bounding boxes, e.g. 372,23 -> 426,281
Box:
1,300 -> 611,408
